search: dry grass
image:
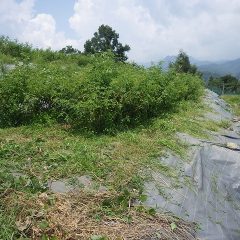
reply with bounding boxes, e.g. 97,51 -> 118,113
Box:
3,190 -> 196,240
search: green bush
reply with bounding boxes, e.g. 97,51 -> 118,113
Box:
0,55 -> 204,132
0,36 -> 32,61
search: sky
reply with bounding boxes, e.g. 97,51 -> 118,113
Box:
0,0 -> 240,62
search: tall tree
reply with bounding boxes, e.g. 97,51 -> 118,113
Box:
59,45 -> 80,55
170,50 -> 199,74
84,25 -> 130,61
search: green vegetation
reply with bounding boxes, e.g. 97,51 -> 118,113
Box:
84,24 -> 130,62
208,74 -> 240,95
59,45 -> 81,55
0,99 -> 219,239
0,35 -> 95,66
0,53 -> 203,133
169,50 -> 200,75
0,34 -> 209,239
222,95 -> 240,116
199,58 -> 240,81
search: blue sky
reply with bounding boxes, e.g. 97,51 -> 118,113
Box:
34,0 -> 76,38
1,0 -> 240,62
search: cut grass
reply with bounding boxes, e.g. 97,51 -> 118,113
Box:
222,95 -> 240,116
0,98 -> 221,239
2,191 -> 196,240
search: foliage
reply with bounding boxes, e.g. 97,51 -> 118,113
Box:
84,25 -> 130,62
0,36 -> 92,66
0,54 -> 204,132
0,98 -> 220,239
208,74 -> 240,95
59,45 -> 81,55
222,95 -> 240,116
0,36 -> 32,62
169,50 -> 200,75
0,34 -> 215,240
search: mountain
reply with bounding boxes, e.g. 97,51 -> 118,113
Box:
161,56 -> 176,70
198,58 -> 240,80
139,56 -> 212,69
145,56 -> 240,80
159,56 -> 213,70
144,55 -> 214,70
140,56 -> 240,80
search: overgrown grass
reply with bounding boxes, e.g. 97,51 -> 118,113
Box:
0,36 -> 208,239
222,95 -> 240,116
0,53 -> 204,132
0,95 -> 222,239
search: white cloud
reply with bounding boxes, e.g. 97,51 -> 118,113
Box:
0,0 -> 240,61
0,0 -> 34,24
69,0 -> 160,60
0,0 -> 79,50
69,0 -> 115,39
69,0 -> 240,62
19,14 -> 79,49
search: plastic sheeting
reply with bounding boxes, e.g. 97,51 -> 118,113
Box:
144,91 -> 240,239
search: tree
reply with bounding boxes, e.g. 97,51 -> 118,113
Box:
59,45 -> 81,55
84,25 -> 130,61
170,50 -> 199,74
208,74 -> 240,94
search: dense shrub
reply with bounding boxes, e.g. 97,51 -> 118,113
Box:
0,55 -> 204,132
0,36 -> 33,61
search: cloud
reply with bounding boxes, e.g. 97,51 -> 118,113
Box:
0,0 -> 34,24
0,0 -> 240,61
0,0 -> 79,50
69,0 -> 120,41
69,0 -> 240,62
69,0 -> 160,60
19,14 -> 79,49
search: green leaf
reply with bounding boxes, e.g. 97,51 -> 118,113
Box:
39,220 -> 49,230
148,208 -> 156,216
139,194 -> 148,202
170,222 -> 177,231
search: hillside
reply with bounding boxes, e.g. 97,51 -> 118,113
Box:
161,56 -> 212,70
144,56 -> 240,80
141,56 -> 213,70
1,37 -> 240,240
198,58 -> 240,79
0,37 -> 204,240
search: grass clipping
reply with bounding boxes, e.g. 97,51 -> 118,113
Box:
4,190 -> 196,240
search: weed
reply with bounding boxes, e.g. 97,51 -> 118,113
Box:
0,54 -> 204,132
217,120 -> 231,129
0,37 -> 216,239
222,95 -> 240,116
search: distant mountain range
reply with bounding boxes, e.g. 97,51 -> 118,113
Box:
198,58 -> 240,80
140,56 -> 240,80
161,56 -> 213,70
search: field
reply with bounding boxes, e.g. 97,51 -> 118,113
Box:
0,99 -> 225,239
0,37 -> 222,239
